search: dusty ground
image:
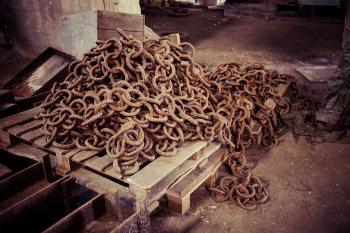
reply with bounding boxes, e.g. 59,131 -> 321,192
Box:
146,9 -> 343,72
151,132 -> 350,233
146,9 -> 350,233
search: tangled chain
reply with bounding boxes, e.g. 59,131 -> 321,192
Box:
204,62 -> 292,209
36,29 -> 293,210
35,29 -> 231,176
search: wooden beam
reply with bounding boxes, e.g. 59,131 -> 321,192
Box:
166,147 -> 228,214
7,143 -> 54,181
0,162 -> 44,202
0,177 -> 68,232
42,194 -> 106,233
127,141 -> 209,190
97,11 -> 144,32
0,107 -> 41,143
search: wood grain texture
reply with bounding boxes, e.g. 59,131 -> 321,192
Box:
97,11 -> 144,31
127,141 -> 208,190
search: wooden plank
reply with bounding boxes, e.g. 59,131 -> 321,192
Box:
84,154 -> 114,172
144,25 -> 159,40
97,29 -> 144,40
71,150 -> 100,162
167,194 -> 190,215
166,147 -> 228,214
0,163 -> 12,180
7,142 -> 47,160
167,147 -> 228,199
0,103 -> 19,118
129,158 -> 197,211
126,140 -> 208,190
7,143 -> 54,181
0,177 -> 67,232
7,120 -> 42,136
0,107 -> 41,143
296,65 -> 337,83
167,33 -> 181,45
97,11 -> 144,32
10,54 -> 69,97
42,194 -> 105,233
71,168 -> 125,220
32,135 -> 46,147
0,163 -> 44,201
0,89 -> 15,103
129,142 -> 220,210
104,165 -> 123,179
20,128 -> 46,142
55,148 -> 82,175
275,83 -> 290,97
203,142 -> 221,158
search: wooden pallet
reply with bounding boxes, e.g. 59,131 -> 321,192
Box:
0,108 -> 225,215
166,147 -> 229,214
0,142 -> 147,233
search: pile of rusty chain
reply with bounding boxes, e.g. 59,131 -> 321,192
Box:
35,29 -> 293,210
205,62 -> 293,210
35,29 -> 230,176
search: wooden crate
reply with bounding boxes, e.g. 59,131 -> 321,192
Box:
0,107 -> 225,214
60,10 -> 145,58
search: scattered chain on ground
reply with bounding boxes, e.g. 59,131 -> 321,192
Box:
36,29 -> 296,210
205,62 -> 293,209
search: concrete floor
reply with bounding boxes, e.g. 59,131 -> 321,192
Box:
146,10 -> 350,233
146,9 -> 343,71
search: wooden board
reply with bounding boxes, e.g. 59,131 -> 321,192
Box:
97,11 -> 144,32
0,89 -> 15,103
7,120 -> 42,136
71,150 -> 100,163
97,29 -> 144,41
0,163 -> 12,180
166,147 -> 228,214
4,48 -> 73,98
84,155 -> 114,172
60,10 -> 144,58
128,142 -> 221,209
6,143 -> 54,181
127,141 -> 209,190
21,128 -> 46,142
296,65 -> 337,83
1,108 -> 224,214
168,147 -> 228,198
7,143 -> 47,161
0,107 -> 41,143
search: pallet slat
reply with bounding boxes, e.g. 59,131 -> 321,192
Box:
84,155 -> 114,172
7,120 -> 42,136
7,142 -> 47,160
167,147 -> 228,214
0,107 -> 41,143
42,194 -> 105,233
127,141 -> 208,190
71,150 -> 100,162
20,128 -> 46,142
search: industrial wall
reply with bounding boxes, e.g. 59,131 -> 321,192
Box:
8,0 -> 141,57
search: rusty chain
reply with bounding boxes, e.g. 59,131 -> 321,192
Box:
36,29 -> 294,210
